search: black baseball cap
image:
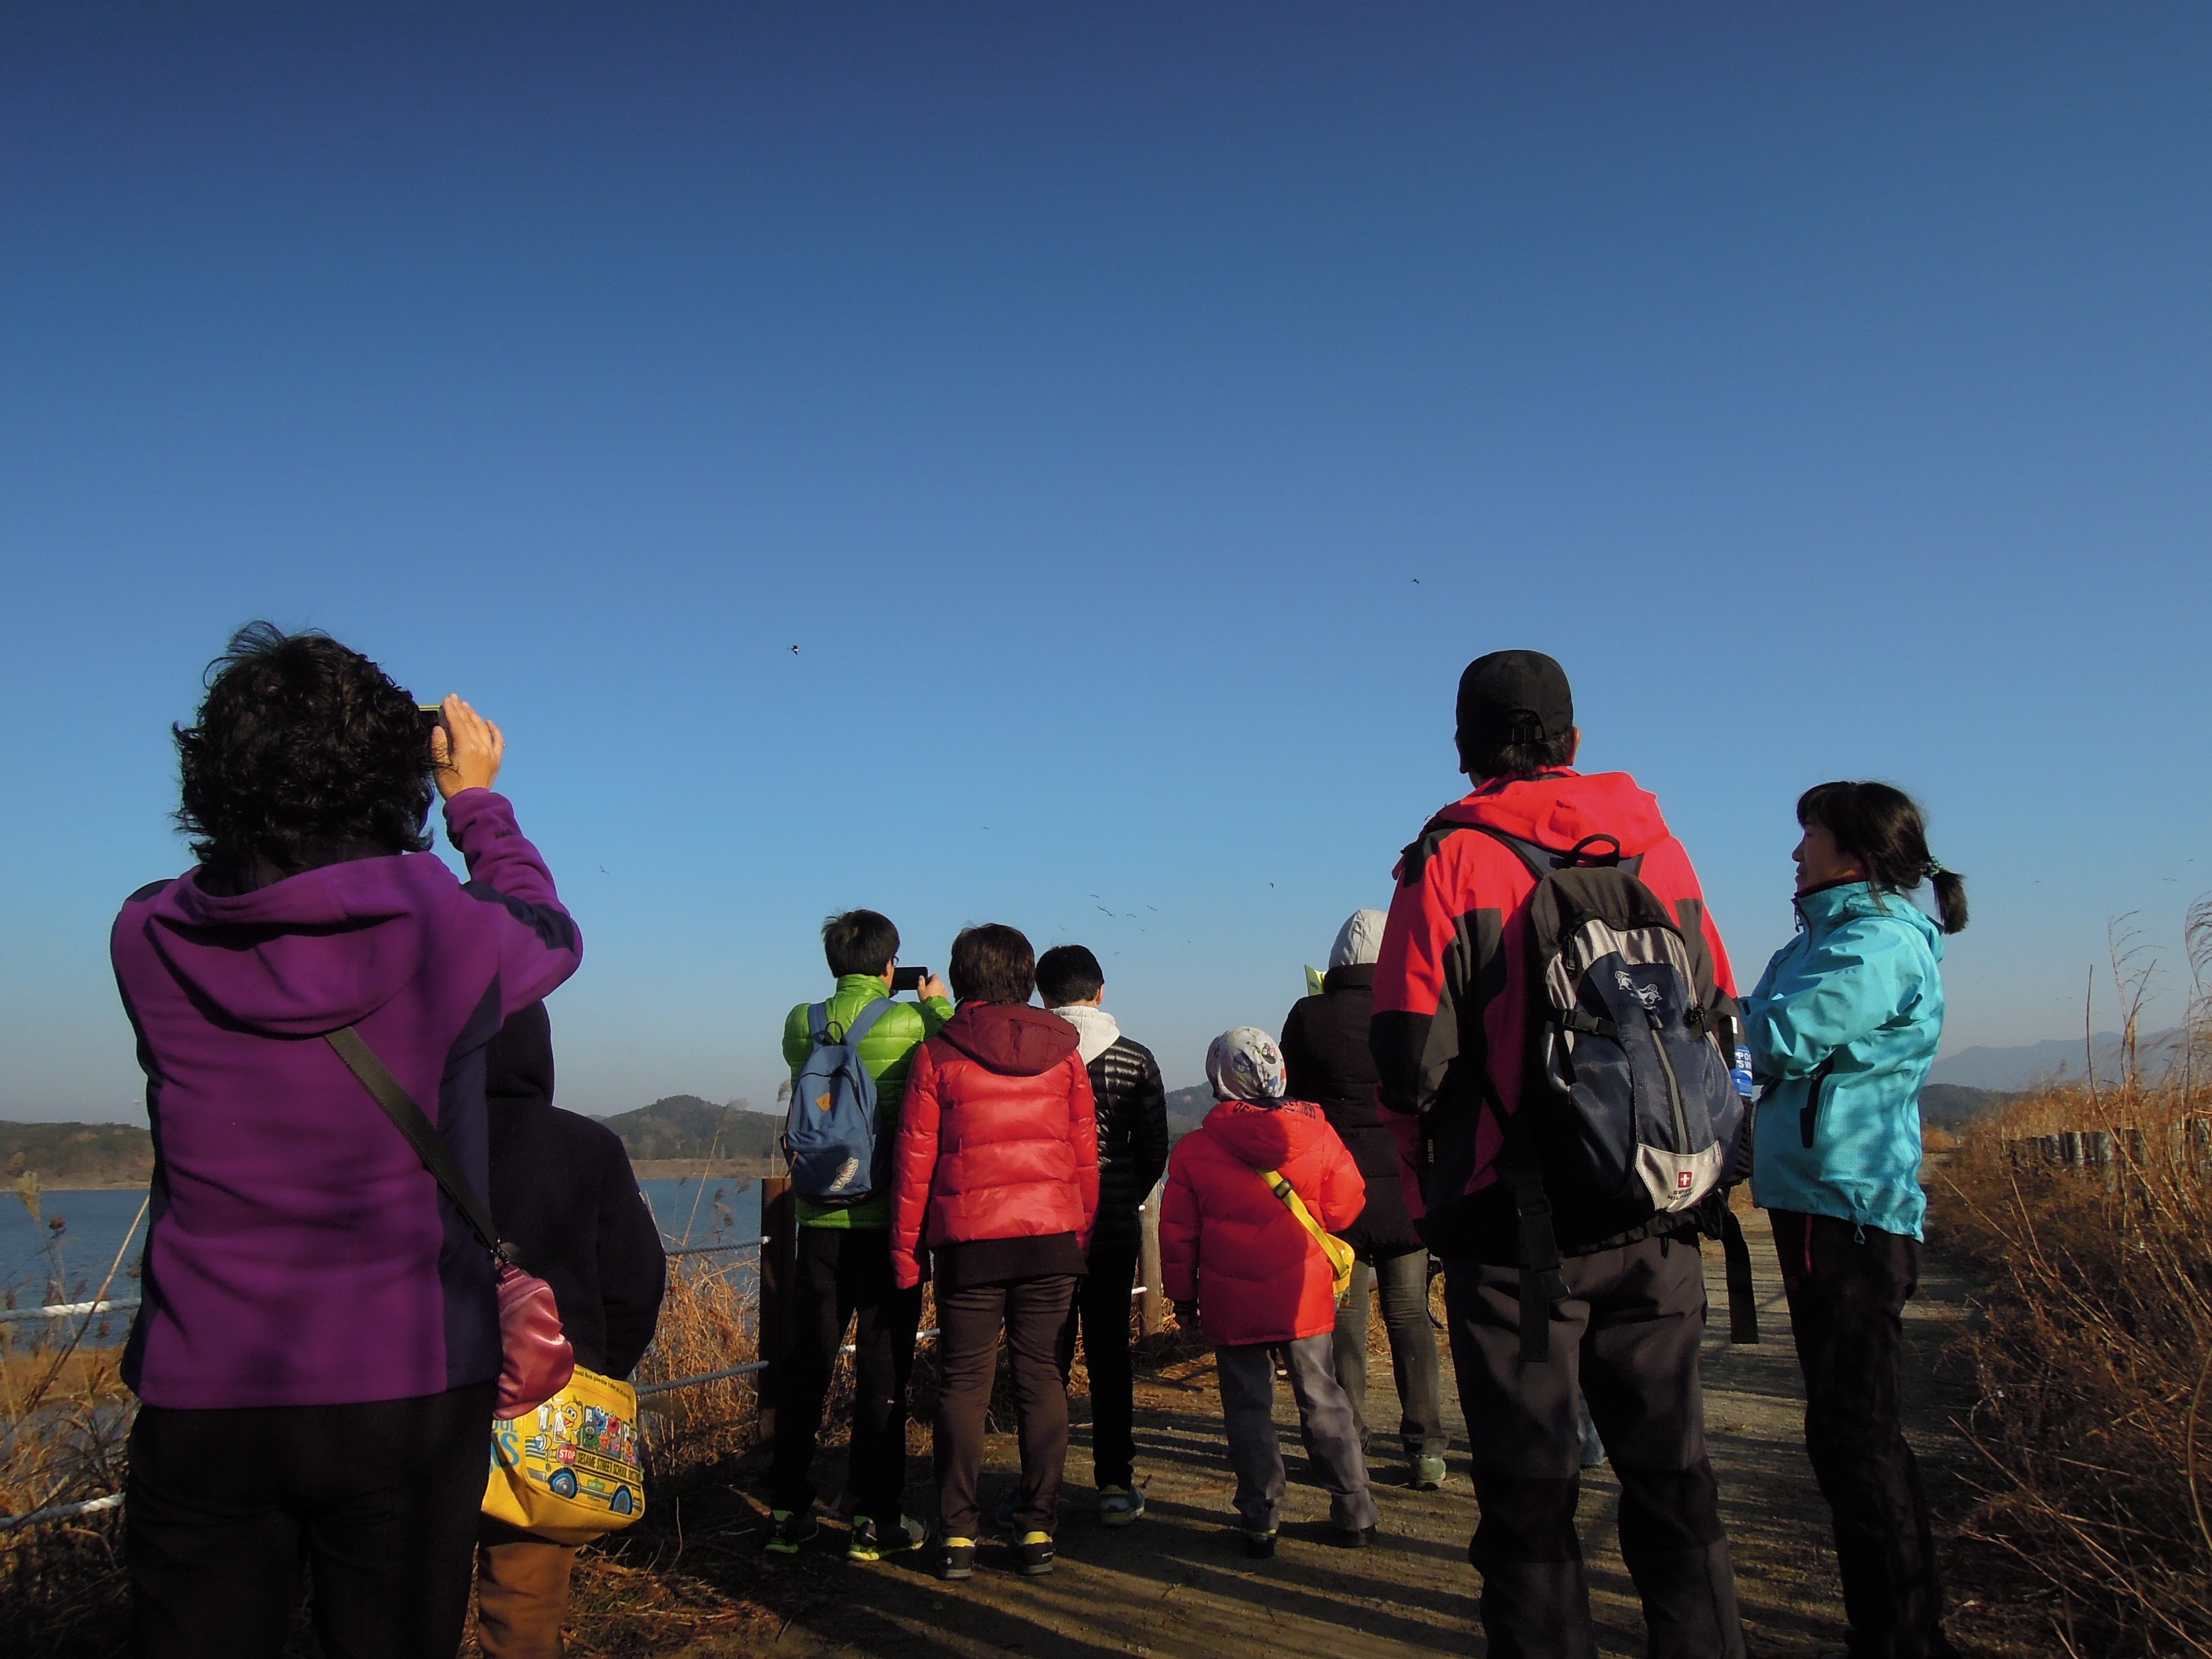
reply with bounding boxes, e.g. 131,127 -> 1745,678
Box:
1456,650 -> 1574,750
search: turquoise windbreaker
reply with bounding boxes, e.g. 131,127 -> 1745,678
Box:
1746,880 -> 1945,1240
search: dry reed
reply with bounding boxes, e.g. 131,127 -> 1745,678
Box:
1933,906 -> 2212,1657
0,1333 -> 135,1657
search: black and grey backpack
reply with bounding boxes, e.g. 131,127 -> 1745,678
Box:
1439,824 -> 1757,1360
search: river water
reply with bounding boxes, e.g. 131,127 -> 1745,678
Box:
1,1175 -> 764,1344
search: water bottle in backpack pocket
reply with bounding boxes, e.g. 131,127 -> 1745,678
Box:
784,998 -> 896,1204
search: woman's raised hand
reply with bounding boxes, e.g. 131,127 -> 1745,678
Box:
430,695 -> 505,800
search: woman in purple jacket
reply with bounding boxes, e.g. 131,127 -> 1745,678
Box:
111,624 -> 583,1659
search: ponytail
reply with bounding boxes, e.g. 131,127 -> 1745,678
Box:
1796,780 -> 1967,935
1928,865 -> 1969,936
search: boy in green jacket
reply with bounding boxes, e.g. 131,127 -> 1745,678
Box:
767,910 -> 952,1561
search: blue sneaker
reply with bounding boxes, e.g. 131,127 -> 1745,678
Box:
1098,1485 -> 1145,1526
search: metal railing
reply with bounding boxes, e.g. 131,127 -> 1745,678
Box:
0,1297 -> 143,1326
2,1178 -> 1169,1529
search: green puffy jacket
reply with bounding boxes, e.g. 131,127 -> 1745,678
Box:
782,975 -> 953,1229
1746,881 -> 1945,1240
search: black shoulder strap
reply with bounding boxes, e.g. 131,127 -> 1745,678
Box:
1490,1077 -> 1572,1362
1719,1207 -> 1759,1344
326,1025 -> 506,1263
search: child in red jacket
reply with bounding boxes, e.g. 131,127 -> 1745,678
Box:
1161,1027 -> 1377,1556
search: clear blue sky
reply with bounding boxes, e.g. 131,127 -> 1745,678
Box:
4,5 -> 2208,1123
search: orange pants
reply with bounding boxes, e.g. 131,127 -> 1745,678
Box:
475,1526 -> 578,1659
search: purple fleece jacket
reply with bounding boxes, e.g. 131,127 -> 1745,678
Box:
109,789 -> 582,1410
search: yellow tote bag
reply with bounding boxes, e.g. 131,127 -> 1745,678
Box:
483,1365 -> 646,1546
1257,1167 -> 1358,1305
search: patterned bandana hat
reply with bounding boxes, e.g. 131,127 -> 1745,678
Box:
1206,1027 -> 1287,1104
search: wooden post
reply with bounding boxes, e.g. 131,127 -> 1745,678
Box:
757,1175 -> 795,1446
1138,1178 -> 1166,1336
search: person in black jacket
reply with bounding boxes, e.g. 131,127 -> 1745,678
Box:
1280,910 -> 1446,1489
476,1000 -> 667,1659
1039,945 -> 1170,1526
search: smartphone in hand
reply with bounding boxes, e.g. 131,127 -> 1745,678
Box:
891,967 -> 928,993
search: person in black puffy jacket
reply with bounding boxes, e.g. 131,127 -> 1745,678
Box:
1039,945 -> 1170,1527
1280,910 -> 1446,1489
476,1000 -> 667,1659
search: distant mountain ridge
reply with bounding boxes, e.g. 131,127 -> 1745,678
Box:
594,1095 -> 781,1162
1,1123 -> 153,1188
1929,1029 -> 2182,1092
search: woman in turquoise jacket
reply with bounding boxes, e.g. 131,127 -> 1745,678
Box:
1747,781 -> 1967,1659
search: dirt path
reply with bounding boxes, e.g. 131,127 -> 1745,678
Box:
670,1226 -> 1986,1658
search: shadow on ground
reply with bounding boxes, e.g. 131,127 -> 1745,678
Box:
585,1228 -> 2023,1659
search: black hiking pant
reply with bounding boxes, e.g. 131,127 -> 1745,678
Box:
126,1381 -> 495,1659
1770,1210 -> 1958,1659
769,1227 -> 924,1526
1444,1233 -> 1745,1659
1056,1238 -> 1141,1491
934,1273 -> 1077,1541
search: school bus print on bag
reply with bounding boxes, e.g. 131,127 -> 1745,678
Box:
482,1364 -> 648,1545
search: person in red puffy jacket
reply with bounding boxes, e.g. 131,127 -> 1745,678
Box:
1161,1027 -> 1377,1556
889,924 -> 1099,1582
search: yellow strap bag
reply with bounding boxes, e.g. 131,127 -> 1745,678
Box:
1256,1166 -> 1357,1306
483,1364 -> 646,1546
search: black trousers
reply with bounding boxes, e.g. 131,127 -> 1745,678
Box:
768,1226 -> 924,1525
126,1381 -> 496,1659
1055,1238 -> 1140,1490
1770,1211 -> 1957,1659
1444,1235 -> 1744,1659
935,1273 -> 1077,1540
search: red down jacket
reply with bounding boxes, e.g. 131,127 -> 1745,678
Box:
1160,1098 -> 1364,1347
889,1003 -> 1100,1290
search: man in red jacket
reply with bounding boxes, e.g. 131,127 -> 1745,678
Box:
1371,651 -> 1747,1659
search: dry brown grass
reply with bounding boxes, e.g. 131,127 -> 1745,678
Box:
0,1328 -> 135,1657
1933,1000 -> 2212,1655
634,1255 -> 764,1479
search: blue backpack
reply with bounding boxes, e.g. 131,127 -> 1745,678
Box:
784,998 -> 898,1205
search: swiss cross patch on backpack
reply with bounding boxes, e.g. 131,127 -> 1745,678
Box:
784,998 -> 896,1205
1488,828 -> 1746,1249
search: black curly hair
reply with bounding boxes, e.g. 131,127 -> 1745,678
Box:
175,622 -> 435,877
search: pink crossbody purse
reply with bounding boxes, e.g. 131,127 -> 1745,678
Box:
326,1026 -> 576,1418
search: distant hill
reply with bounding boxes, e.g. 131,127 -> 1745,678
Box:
1164,1085 -> 1212,1141
1917,1083 -> 2015,1131
1929,1030 -> 2186,1092
596,1096 -> 782,1164
1,1122 -> 154,1188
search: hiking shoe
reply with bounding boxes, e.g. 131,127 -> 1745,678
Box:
939,1537 -> 976,1580
1332,1524 -> 1379,1548
1015,1530 -> 1056,1576
765,1509 -> 818,1555
847,1514 -> 928,1562
1412,1456 -> 1448,1490
1243,1528 -> 1277,1559
1098,1485 -> 1145,1526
